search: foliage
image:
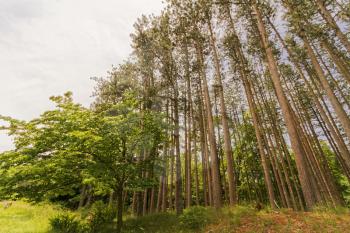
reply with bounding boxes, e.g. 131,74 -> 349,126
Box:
2,201 -> 350,233
1,0 -> 350,232
87,201 -> 117,232
179,206 -> 215,230
224,205 -> 256,227
321,142 -> 350,206
123,212 -> 179,233
233,114 -> 267,203
0,92 -> 165,204
50,213 -> 87,233
92,61 -> 141,110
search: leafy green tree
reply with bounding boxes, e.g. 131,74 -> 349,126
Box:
0,91 -> 165,232
321,141 -> 350,206
233,113 -> 267,204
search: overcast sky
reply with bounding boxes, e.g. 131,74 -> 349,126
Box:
0,0 -> 164,152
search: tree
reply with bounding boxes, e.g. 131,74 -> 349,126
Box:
0,92 -> 165,233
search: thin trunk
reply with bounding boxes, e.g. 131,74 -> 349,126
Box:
314,0 -> 350,54
253,2 -> 316,208
320,40 -> 350,84
184,44 -> 193,208
302,35 -> 350,141
268,17 -> 350,172
207,15 -> 236,206
197,81 -> 210,206
78,185 -> 87,210
150,187 -> 155,213
195,39 -> 222,208
193,128 -> 200,205
108,191 -> 114,208
174,81 -> 183,214
224,5 -> 277,208
169,134 -> 175,210
116,185 -> 124,233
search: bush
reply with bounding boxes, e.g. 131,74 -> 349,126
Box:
179,206 -> 214,230
224,205 -> 256,227
50,213 -> 87,233
123,212 -> 179,233
312,205 -> 350,215
87,201 -> 117,232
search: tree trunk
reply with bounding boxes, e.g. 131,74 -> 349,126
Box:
197,79 -> 210,206
173,82 -> 183,214
320,40 -> 350,84
195,39 -> 222,208
116,186 -> 124,233
314,0 -> 350,54
253,2 -> 316,209
78,185 -> 87,210
223,4 -> 277,208
302,35 -> 350,141
207,15 -> 236,206
268,17 -> 350,173
193,128 -> 200,205
184,43 -> 192,208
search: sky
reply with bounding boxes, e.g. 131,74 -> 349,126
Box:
0,0 -> 164,152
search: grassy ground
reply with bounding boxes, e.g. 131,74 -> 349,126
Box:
205,206 -> 350,233
0,201 -> 64,233
1,201 -> 350,233
121,206 -> 350,233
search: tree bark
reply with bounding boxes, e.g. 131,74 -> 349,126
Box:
116,185 -> 124,233
314,0 -> 350,54
207,14 -> 237,206
253,2 -> 316,209
195,38 -> 222,208
302,35 -> 350,141
223,4 -> 277,208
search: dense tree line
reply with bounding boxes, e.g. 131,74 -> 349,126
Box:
1,0 -> 350,232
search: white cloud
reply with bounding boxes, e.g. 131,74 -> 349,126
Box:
0,0 -> 164,151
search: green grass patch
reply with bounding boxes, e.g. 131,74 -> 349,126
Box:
122,212 -> 180,233
0,201 -> 64,233
1,201 -> 350,233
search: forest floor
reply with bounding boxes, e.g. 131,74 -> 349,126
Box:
121,205 -> 350,233
204,207 -> 350,233
1,201 -> 350,233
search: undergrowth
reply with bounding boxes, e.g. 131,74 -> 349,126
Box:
1,201 -> 350,233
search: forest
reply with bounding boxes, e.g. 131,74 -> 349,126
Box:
1,0 -> 350,232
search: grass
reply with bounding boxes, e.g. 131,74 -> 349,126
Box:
1,201 -> 350,233
123,212 -> 180,233
0,201 -> 64,233
121,205 -> 350,233
205,206 -> 350,233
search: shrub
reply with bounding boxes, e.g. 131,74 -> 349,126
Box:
179,206 -> 214,230
123,212 -> 179,233
50,213 -> 87,233
87,201 -> 117,232
312,205 -> 350,215
225,205 -> 256,227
